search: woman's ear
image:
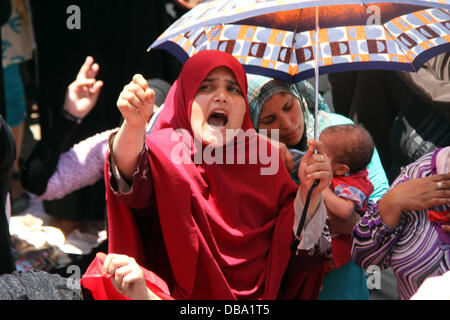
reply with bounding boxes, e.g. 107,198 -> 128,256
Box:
334,163 -> 350,176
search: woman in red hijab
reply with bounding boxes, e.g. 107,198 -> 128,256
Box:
86,50 -> 332,300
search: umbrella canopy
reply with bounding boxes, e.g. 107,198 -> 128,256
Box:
149,0 -> 450,83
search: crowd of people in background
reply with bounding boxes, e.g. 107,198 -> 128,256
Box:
0,0 -> 448,301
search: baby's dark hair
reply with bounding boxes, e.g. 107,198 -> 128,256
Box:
320,124 -> 374,173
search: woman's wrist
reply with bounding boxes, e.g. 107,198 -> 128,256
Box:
378,193 -> 403,228
60,107 -> 83,124
111,121 -> 146,181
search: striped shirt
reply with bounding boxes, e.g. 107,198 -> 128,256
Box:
352,151 -> 450,300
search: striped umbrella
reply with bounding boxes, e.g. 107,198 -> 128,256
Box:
149,0 -> 450,83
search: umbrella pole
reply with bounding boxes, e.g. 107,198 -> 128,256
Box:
314,4 -> 320,143
291,3 -> 321,255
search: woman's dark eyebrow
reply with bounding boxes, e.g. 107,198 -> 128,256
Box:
202,77 -> 239,86
226,79 -> 239,86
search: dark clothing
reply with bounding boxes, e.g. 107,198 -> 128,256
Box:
0,0 -> 12,118
28,0 -> 182,221
0,1 -> 15,275
398,52 -> 450,121
31,0 -> 182,143
0,115 -> 16,275
390,54 -> 450,180
328,70 -> 411,173
41,181 -> 106,222
22,110 -> 78,195
0,0 -> 11,26
0,34 -> 5,120
389,95 -> 450,182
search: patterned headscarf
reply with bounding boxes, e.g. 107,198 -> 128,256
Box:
247,74 -> 331,152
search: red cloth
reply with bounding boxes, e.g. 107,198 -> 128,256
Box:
428,210 -> 450,224
103,50 -> 326,299
330,235 -> 352,270
331,169 -> 374,214
277,252 -> 329,299
330,170 -> 373,269
81,252 -> 173,300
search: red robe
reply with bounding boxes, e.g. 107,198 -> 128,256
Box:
82,50 -> 327,300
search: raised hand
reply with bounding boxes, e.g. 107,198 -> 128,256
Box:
63,56 -> 104,119
111,75 -> 155,181
117,74 -> 155,129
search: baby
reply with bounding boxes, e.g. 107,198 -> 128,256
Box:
319,124 -> 375,269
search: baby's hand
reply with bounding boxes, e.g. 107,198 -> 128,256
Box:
117,74 -> 155,128
102,253 -> 160,300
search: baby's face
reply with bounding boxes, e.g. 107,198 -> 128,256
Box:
319,133 -> 343,176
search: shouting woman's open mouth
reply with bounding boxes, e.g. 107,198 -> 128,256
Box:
207,110 -> 228,129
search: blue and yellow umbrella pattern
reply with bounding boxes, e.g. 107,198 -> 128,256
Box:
149,0 -> 450,82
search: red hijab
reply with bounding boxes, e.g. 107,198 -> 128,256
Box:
105,50 -> 323,299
